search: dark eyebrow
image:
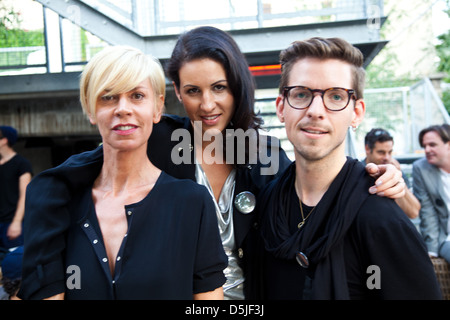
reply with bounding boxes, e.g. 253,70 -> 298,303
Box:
212,80 -> 227,86
182,84 -> 198,89
182,80 -> 227,89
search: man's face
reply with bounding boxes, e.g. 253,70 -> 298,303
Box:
365,140 -> 394,165
422,131 -> 450,169
276,57 -> 365,163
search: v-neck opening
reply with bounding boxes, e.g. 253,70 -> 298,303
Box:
78,171 -> 165,288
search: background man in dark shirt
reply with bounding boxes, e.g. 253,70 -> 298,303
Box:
0,126 -> 32,263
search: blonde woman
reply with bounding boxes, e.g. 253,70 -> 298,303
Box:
19,46 -> 227,300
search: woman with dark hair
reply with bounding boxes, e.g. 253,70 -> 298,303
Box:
162,26 -> 290,299
19,26 -> 406,300
167,26 -> 262,134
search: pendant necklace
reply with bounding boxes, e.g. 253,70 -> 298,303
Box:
295,182 -> 316,229
298,200 -> 316,229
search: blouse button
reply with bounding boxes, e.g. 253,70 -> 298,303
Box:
116,256 -> 121,261
127,210 -> 133,216
84,223 -> 89,228
93,239 -> 98,244
102,257 -> 108,263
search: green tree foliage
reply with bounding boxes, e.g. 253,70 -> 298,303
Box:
435,0 -> 450,114
436,32 -> 450,80
436,1 -> 450,79
0,3 -> 44,68
0,3 -> 44,48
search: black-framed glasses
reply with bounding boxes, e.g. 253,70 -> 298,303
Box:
283,86 -> 356,111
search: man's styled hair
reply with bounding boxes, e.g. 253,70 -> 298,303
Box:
418,124 -> 450,147
79,45 -> 166,121
279,37 -> 366,100
364,128 -> 394,151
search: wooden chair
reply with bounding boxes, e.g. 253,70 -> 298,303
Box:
432,257 -> 450,300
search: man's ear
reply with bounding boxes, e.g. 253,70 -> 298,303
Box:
275,95 -> 285,123
351,99 -> 365,129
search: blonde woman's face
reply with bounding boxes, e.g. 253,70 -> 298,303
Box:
90,79 -> 163,152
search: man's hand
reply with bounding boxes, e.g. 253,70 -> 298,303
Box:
366,163 -> 406,199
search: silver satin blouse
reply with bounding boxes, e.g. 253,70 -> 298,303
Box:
195,163 -> 245,300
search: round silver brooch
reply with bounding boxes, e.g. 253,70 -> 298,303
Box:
234,191 -> 256,214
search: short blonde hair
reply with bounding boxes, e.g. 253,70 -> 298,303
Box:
80,45 -> 166,120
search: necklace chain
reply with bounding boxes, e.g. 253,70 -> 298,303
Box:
298,200 -> 315,229
295,182 -> 316,229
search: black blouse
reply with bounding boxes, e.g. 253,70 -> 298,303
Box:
64,172 -> 227,300
18,172 -> 226,300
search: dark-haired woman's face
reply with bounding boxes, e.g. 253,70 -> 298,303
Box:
175,58 -> 235,135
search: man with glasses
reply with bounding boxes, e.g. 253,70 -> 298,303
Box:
258,37 -> 441,299
0,126 -> 32,263
363,128 -> 420,219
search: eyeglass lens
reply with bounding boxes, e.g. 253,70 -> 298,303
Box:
287,87 -> 351,110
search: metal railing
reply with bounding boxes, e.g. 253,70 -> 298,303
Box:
356,78 -> 449,158
1,0 -> 384,75
82,0 -> 384,36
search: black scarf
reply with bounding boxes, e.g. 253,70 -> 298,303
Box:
261,157 -> 373,299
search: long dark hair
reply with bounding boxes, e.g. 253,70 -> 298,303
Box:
166,26 -> 263,132
166,26 -> 264,166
